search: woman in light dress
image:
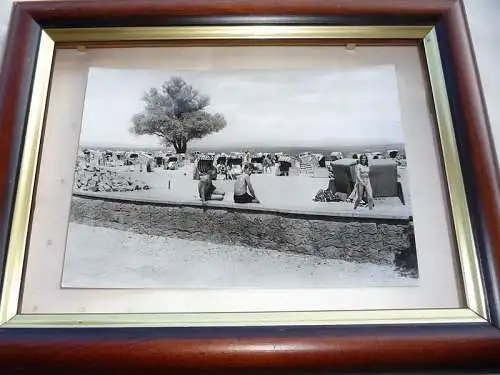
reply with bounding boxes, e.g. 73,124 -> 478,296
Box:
353,154 -> 374,210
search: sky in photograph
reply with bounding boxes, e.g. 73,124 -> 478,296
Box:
79,64 -> 405,150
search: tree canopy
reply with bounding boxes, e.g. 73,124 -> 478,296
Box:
131,77 -> 226,153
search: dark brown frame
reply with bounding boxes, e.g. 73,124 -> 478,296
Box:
1,0 -> 500,373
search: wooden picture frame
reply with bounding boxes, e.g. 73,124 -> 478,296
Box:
0,0 -> 499,373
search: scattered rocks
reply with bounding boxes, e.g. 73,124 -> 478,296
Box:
73,166 -> 150,192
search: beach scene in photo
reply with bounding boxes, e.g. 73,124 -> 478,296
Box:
62,65 -> 418,289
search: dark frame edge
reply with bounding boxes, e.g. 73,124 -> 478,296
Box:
0,4 -> 41,292
0,323 -> 499,373
17,0 -> 451,29
17,0 -> 456,18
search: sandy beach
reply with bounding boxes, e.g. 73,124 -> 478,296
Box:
62,223 -> 418,288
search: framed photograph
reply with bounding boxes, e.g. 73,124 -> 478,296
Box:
1,0 -> 499,373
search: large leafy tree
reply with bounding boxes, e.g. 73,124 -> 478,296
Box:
131,77 -> 226,153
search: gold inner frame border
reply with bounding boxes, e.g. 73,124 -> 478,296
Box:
0,25 -> 486,327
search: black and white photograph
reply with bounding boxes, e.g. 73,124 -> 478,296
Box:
62,64 -> 418,288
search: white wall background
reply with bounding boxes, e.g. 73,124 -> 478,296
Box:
463,0 -> 500,164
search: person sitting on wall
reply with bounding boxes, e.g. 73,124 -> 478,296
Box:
198,166 -> 225,204
233,164 -> 260,204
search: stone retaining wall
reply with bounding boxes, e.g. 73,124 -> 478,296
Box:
69,196 -> 416,269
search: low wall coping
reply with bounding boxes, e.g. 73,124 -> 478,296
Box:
73,191 -> 412,224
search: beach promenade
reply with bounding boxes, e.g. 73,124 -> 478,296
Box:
73,161 -> 412,220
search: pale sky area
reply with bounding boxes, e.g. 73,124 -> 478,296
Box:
79,64 -> 405,150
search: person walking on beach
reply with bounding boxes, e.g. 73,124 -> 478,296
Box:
198,166 -> 225,204
243,151 -> 251,167
233,164 -> 260,204
263,155 -> 273,173
353,154 -> 374,210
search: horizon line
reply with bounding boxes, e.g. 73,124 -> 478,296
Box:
79,142 -> 405,149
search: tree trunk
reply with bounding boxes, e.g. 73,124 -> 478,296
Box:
179,139 -> 187,153
173,138 -> 187,154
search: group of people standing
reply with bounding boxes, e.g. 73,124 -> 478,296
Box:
198,163 -> 260,205
244,152 -> 276,174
